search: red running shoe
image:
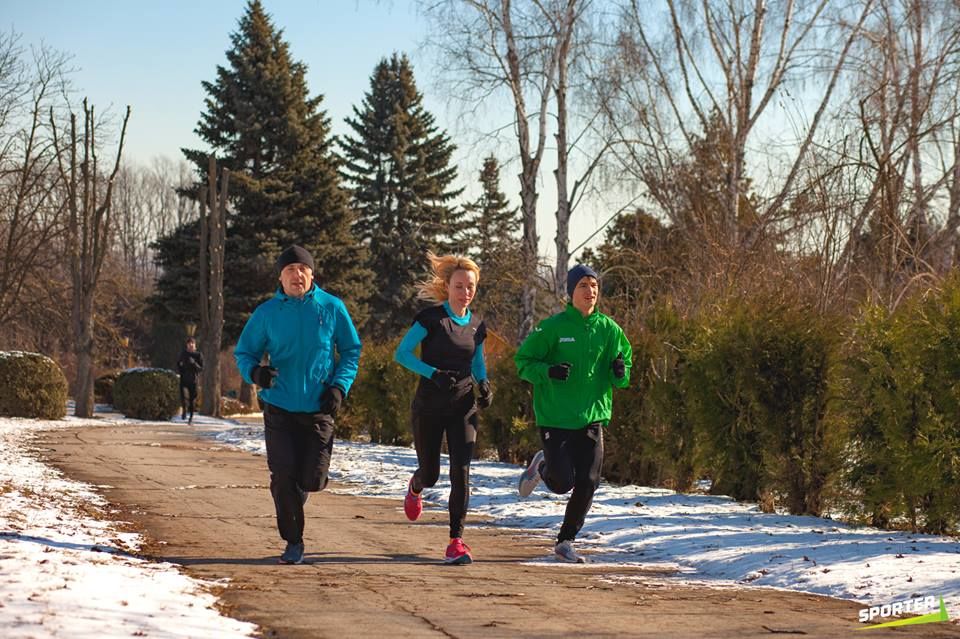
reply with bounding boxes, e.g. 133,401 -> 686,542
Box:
444,538 -> 473,565
403,476 -> 423,521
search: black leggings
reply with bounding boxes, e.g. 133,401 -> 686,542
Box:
179,383 -> 197,417
411,389 -> 478,539
540,424 -> 604,543
263,402 -> 335,544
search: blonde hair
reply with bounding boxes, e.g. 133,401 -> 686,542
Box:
415,251 -> 481,303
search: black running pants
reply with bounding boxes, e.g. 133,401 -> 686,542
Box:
539,423 -> 604,543
263,402 -> 335,544
411,390 -> 478,539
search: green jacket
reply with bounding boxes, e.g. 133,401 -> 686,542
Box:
515,304 -> 632,429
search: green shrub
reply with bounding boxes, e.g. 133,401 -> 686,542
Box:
94,371 -> 121,405
686,296 -> 838,514
349,339 -> 416,445
604,301 -> 697,491
0,351 -> 68,419
844,278 -> 960,534
113,368 -> 180,420
476,349 -> 537,463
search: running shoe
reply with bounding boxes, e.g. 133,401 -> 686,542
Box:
518,450 -> 545,497
279,541 -> 305,565
404,476 -> 423,521
554,540 -> 586,563
444,538 -> 473,565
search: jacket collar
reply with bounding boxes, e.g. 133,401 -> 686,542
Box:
274,282 -> 319,302
565,302 -> 600,324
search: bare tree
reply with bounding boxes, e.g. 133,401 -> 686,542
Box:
0,34 -> 71,329
806,0 -> 960,309
111,157 -> 196,286
421,0 -> 599,339
198,155 -> 228,418
51,99 -> 130,417
605,0 -> 874,258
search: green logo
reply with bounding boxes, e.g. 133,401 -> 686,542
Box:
858,596 -> 949,630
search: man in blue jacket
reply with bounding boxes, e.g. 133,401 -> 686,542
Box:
234,245 -> 362,564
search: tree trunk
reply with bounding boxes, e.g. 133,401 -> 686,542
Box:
73,303 -> 95,417
200,155 -> 229,418
52,100 -> 129,418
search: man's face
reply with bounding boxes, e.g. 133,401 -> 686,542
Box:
186,340 -> 196,352
279,262 -> 314,298
571,276 -> 598,315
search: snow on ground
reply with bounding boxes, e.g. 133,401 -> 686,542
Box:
207,415 -> 960,620
0,410 -> 257,639
3,406 -> 960,637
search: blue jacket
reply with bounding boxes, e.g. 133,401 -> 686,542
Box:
234,284 -> 362,413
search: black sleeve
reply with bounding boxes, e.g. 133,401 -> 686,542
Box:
476,319 -> 488,344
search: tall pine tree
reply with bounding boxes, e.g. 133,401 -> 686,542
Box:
152,0 -> 370,343
460,156 -> 524,336
340,53 -> 461,339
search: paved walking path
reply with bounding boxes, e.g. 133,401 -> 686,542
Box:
35,423 -> 960,638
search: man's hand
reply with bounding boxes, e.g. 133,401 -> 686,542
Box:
612,352 -> 626,379
252,365 -> 278,388
320,386 -> 343,416
548,363 -> 572,381
477,379 -> 493,409
431,369 -> 459,392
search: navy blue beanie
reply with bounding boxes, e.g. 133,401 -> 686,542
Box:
276,245 -> 315,272
566,264 -> 599,298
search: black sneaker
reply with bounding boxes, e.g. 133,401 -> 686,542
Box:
279,541 -> 305,564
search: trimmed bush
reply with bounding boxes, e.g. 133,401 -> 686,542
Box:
221,396 -> 257,416
94,371 -> 121,405
113,368 -> 180,420
0,351 -> 68,419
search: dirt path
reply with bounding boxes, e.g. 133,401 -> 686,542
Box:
33,422 -> 960,638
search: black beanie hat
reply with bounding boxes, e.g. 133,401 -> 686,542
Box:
566,264 -> 599,298
276,245 -> 314,272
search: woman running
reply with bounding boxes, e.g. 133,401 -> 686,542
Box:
394,252 -> 493,564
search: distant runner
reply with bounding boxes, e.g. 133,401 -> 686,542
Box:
176,337 -> 203,423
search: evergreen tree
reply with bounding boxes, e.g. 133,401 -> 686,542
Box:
151,0 -> 370,344
459,156 -> 523,335
340,53 -> 461,339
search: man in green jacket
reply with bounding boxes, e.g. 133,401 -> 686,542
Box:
515,264 -> 632,563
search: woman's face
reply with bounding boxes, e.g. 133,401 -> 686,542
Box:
447,269 -> 477,311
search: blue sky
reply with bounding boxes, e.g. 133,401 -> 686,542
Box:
6,0 -> 615,259
6,1 -> 438,164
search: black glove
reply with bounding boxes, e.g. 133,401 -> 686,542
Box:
477,379 -> 493,409
320,386 -> 343,416
431,369 -> 459,392
251,365 -> 278,388
612,352 -> 626,379
548,362 -> 572,381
